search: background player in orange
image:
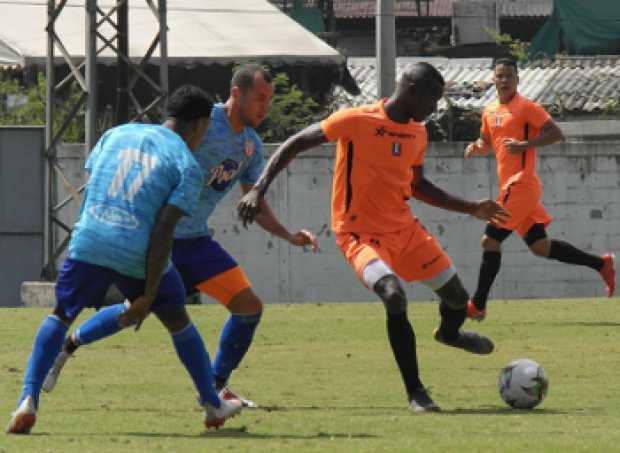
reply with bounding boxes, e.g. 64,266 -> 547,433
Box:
464,58 -> 615,321
238,62 -> 509,412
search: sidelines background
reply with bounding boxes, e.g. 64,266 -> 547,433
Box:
48,141 -> 619,304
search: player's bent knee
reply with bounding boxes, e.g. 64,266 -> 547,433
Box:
481,235 -> 501,252
228,287 -> 263,315
436,275 -> 469,310
374,274 -> 407,314
152,304 -> 191,333
529,238 -> 551,258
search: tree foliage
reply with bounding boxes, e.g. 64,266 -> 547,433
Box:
257,72 -> 320,143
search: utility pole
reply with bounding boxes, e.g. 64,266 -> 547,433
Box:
376,0 -> 396,98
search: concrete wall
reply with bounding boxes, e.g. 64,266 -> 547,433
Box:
52,141 -> 619,304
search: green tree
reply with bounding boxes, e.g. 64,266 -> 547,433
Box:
484,28 -> 530,62
0,71 -> 111,143
258,72 -> 320,143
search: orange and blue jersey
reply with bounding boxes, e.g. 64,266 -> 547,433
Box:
174,103 -> 264,239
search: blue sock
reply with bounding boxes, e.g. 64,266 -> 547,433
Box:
73,303 -> 127,345
172,323 -> 220,407
19,315 -> 68,408
213,313 -> 262,384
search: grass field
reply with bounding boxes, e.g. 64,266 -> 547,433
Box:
1,298 -> 620,452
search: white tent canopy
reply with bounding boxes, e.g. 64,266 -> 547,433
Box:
0,0 -> 343,66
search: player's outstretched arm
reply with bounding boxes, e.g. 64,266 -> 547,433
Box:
240,184 -> 319,252
411,165 -> 509,224
119,204 -> 185,330
237,123 -> 327,226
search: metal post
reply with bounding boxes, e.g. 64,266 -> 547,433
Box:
376,0 -> 396,98
116,0 -> 129,124
43,0 -> 56,279
85,0 -> 98,153
158,0 -> 169,120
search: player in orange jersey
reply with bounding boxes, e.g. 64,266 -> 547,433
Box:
464,58 -> 615,321
237,62 -> 509,412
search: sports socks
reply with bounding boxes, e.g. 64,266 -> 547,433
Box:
386,312 -> 423,397
72,303 -> 127,346
19,315 -> 68,408
213,313 -> 262,389
548,240 -> 604,271
472,251 -> 502,310
437,302 -> 466,342
172,323 -> 220,407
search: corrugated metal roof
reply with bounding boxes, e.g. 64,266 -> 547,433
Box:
335,57 -> 620,113
332,0 -> 551,18
498,0 -> 552,18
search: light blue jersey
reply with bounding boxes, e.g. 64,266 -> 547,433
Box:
174,103 -> 264,239
69,123 -> 203,278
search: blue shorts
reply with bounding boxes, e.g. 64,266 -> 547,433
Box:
172,236 -> 238,296
55,258 -> 186,321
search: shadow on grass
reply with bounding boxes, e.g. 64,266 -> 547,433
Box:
441,406 -> 569,415
46,428 -> 378,440
504,321 -> 620,327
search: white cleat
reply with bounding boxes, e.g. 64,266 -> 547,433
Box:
219,386 -> 259,409
42,350 -> 71,393
6,396 -> 36,434
204,397 -> 243,429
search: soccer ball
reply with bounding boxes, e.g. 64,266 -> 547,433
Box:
498,358 -> 549,409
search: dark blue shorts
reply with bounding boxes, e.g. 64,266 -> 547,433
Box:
55,258 -> 186,321
172,236 -> 238,296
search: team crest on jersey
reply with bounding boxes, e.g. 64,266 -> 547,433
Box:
244,139 -> 255,157
392,142 -> 401,156
495,114 -> 503,128
207,159 -> 241,192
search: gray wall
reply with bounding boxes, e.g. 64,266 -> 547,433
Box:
55,141 -> 619,303
0,127 -> 44,306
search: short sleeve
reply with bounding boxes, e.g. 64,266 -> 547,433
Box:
320,108 -> 357,141
480,109 -> 491,140
167,157 -> 204,216
85,133 -> 106,173
241,138 -> 265,185
524,100 -> 551,129
413,127 -> 428,166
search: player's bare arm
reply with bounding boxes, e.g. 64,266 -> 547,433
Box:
503,119 -> 564,154
240,183 -> 319,252
237,122 -> 327,225
465,133 -> 492,158
411,165 -> 509,223
119,204 -> 185,329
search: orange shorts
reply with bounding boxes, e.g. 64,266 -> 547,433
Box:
196,266 -> 251,306
336,220 -> 452,286
495,179 -> 552,236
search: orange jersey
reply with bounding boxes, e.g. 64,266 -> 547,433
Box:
321,100 -> 427,234
481,94 -> 551,188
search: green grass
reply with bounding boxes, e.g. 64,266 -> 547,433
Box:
1,299 -> 620,452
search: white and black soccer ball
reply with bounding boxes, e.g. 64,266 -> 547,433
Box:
498,358 -> 549,409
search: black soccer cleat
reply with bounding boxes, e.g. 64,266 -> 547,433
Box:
409,386 -> 441,413
434,328 -> 494,355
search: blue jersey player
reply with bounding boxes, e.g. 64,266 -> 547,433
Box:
41,64 -> 318,408
6,86 -> 243,435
